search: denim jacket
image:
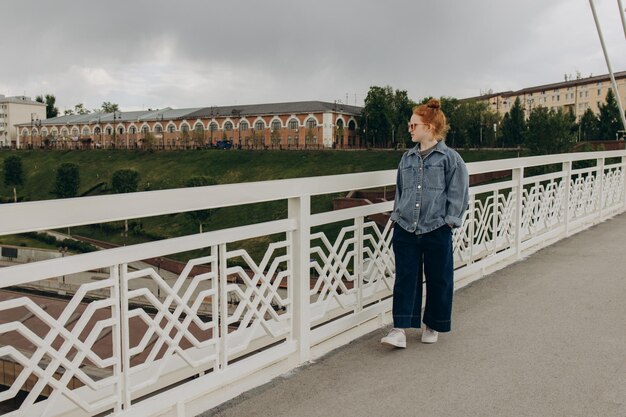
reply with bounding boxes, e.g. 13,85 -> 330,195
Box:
390,141 -> 469,234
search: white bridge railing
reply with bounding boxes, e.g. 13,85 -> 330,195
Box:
0,150 -> 625,416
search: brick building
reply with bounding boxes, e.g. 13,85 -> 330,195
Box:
13,101 -> 362,150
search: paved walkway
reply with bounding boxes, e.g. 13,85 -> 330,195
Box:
203,213 -> 626,417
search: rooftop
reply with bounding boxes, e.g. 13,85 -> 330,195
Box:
27,101 -> 363,126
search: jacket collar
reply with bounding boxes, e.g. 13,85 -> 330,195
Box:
407,140 -> 448,156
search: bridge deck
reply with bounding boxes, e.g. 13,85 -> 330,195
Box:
205,213 -> 626,417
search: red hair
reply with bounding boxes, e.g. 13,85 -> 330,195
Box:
413,98 -> 450,141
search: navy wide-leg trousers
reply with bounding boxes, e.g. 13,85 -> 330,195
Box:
391,223 -> 454,332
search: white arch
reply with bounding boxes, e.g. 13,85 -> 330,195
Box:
252,117 -> 266,128
269,116 -> 283,129
41,127 -> 49,135
179,120 -> 191,131
153,122 -> 164,132
193,119 -> 205,129
335,115 -> 346,127
236,117 -> 249,130
128,123 -> 138,133
32,128 -> 39,135
140,122 -> 151,132
347,117 -> 358,129
166,122 -> 177,132
81,126 -> 91,135
222,117 -> 235,130
60,127 -> 69,136
50,127 -> 58,135
287,116 -> 300,129
115,123 -> 125,133
305,114 -> 319,126
208,120 -> 219,131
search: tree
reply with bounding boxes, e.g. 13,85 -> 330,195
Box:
100,101 -> 120,113
446,100 -> 498,148
362,86 -> 416,148
525,107 -> 576,155
142,132 -> 156,150
36,94 -> 59,118
391,89 -> 416,146
3,155 -> 24,202
53,163 -> 80,198
73,103 -> 90,115
111,169 -> 140,233
579,108 -> 600,141
64,109 -> 75,116
501,97 -> 526,147
111,169 -> 140,194
184,176 -> 218,233
192,127 -> 205,149
597,89 -> 623,140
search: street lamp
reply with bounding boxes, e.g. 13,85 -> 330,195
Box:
30,113 -> 40,149
112,110 -> 121,149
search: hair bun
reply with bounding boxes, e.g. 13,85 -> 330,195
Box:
426,99 -> 441,110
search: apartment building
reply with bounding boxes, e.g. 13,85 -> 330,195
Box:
463,71 -> 626,120
0,95 -> 46,148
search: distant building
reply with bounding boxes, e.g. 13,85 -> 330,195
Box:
13,101 -> 363,150
461,70 -> 626,120
0,95 -> 46,148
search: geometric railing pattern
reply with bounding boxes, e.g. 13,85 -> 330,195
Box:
0,150 -> 624,416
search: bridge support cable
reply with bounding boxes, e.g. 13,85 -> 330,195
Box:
589,0 -> 626,133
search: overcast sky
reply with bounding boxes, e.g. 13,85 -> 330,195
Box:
2,0 -> 625,113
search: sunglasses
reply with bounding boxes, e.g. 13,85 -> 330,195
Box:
407,122 -> 429,130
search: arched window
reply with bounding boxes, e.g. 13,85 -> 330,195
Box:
181,124 -> 190,133
129,126 -> 137,134
71,127 -> 79,136
94,127 -> 101,135
336,119 -> 344,129
142,126 -> 149,134
82,126 -> 90,136
238,121 -> 247,131
254,120 -> 265,131
271,120 -> 282,131
306,118 -> 317,129
348,120 -> 356,131
209,122 -> 218,132
61,127 -> 69,136
224,121 -> 234,131
194,123 -> 204,132
155,125 -> 163,133
168,124 -> 176,133
288,119 -> 299,130
21,129 -> 28,137
117,126 -> 125,135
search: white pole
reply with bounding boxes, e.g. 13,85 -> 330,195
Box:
618,0 -> 626,40
589,0 -> 626,132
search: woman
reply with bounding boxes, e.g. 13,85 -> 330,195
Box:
381,98 -> 469,347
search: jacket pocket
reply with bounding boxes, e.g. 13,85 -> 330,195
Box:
401,167 -> 415,190
423,163 -> 445,190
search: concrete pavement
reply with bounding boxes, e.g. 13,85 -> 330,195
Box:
201,212 -> 626,417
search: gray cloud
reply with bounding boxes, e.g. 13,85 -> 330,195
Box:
2,0 -> 624,111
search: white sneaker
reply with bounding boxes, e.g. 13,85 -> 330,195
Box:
421,325 -> 438,344
381,328 -> 406,348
